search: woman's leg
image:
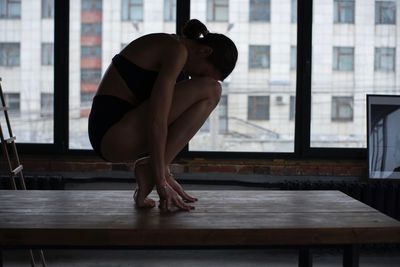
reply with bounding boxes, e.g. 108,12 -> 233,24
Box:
101,77 -> 222,207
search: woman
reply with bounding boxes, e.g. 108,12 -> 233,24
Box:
88,19 -> 238,212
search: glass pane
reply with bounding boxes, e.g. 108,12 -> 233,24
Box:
69,0 -> 176,149
311,0 -> 400,148
190,0 -> 297,152
0,0 -> 54,143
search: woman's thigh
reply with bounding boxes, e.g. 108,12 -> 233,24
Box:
100,77 -> 221,162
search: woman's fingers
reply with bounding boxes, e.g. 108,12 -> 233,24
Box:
167,175 -> 198,203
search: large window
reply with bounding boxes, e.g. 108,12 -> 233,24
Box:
375,1 -> 396,24
207,0 -> 229,22
0,0 -> 20,19
41,43 -> 54,66
164,0 -> 176,22
190,0 -> 297,153
312,0 -> 400,148
121,0 -> 143,21
334,0 -> 355,24
249,0 -> 270,22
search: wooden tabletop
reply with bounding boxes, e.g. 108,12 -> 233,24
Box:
0,190 -> 399,248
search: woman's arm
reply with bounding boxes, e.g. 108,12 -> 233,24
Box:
147,41 -> 189,207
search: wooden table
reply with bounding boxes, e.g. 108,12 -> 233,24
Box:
0,190 -> 399,267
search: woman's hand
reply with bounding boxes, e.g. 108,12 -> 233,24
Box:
156,181 -> 195,212
166,173 -> 197,203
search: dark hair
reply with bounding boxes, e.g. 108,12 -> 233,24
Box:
182,19 -> 238,81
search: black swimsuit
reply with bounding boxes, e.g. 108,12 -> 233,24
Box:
88,54 -> 189,160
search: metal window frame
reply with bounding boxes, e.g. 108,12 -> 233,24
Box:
13,0 -> 366,160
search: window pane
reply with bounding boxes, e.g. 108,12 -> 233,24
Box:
249,0 -> 270,22
42,0 -> 54,18
311,0 -> 400,148
164,0 -> 176,22
69,0 -> 176,149
190,0 -> 297,152
207,0 -> 229,22
0,1 -> 54,143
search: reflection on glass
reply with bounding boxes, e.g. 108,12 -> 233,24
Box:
0,0 -> 54,143
368,95 -> 400,179
190,0 -> 297,152
311,0 -> 400,148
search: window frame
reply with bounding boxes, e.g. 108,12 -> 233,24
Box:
41,0 -> 54,19
121,0 -> 144,22
375,1 -> 396,25
375,47 -> 396,72
0,0 -> 21,19
15,0 -> 367,160
249,0 -> 270,22
207,0 -> 229,22
0,42 -> 20,67
333,0 -> 355,24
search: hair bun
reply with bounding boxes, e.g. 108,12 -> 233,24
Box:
182,19 -> 209,39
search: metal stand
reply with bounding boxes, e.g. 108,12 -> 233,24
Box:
0,78 -> 47,267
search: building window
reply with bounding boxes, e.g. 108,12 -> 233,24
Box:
40,93 -> 53,118
81,45 -> 101,57
0,43 -> 20,67
333,47 -> 354,71
291,0 -> 297,23
81,91 -> 95,106
334,0 -> 355,24
122,0 -> 143,21
375,47 -> 396,72
207,0 -> 229,22
249,45 -> 270,69
248,96 -> 270,120
4,93 -> 20,115
289,96 -> 296,120
164,0 -> 176,22
82,0 -> 102,11
249,0 -> 270,22
219,95 -> 228,134
41,43 -> 54,66
375,1 -> 396,24
331,96 -> 353,122
81,23 -> 102,36
81,69 -> 102,83
0,0 -> 21,19
291,46 -> 297,70
41,0 -> 54,18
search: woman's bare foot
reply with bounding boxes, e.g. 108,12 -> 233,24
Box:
133,157 -> 156,208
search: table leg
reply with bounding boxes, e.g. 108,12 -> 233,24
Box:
299,247 -> 312,267
343,245 -> 359,267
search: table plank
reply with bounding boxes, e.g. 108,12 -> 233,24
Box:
0,190 -> 399,247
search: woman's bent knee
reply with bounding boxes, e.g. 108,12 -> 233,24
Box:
190,77 -> 222,105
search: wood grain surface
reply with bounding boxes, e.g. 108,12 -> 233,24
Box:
0,190 -> 399,247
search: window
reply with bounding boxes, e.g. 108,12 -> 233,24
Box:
375,1 -> 396,24
41,0 -> 54,18
291,46 -> 297,70
333,47 -> 354,71
0,0 -> 20,19
4,93 -> 20,115
249,45 -> 270,69
289,96 -> 296,121
331,96 -> 353,122
121,0 -> 143,21
41,43 -> 54,66
82,0 -> 102,11
375,48 -> 396,72
0,43 -> 19,67
81,45 -> 102,57
249,0 -> 270,22
334,0 -> 355,24
40,93 -> 53,118
81,69 -> 102,83
219,95 -> 228,134
248,96 -> 270,120
81,23 -> 102,36
164,0 -> 176,22
207,0 -> 229,22
291,0 -> 297,23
